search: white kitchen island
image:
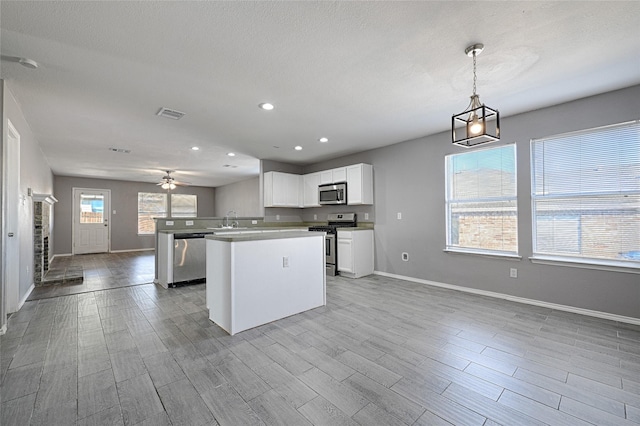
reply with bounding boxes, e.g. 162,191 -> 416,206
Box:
205,231 -> 326,335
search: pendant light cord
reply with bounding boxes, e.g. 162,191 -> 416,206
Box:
472,51 -> 477,97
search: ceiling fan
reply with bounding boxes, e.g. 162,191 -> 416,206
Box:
157,170 -> 189,190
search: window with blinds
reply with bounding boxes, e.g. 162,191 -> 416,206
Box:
531,120 -> 640,266
138,192 -> 168,235
170,194 -> 197,218
445,144 -> 518,255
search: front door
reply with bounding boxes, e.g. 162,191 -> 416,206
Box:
73,188 -> 110,254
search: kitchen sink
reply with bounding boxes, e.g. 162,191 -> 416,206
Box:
208,226 -> 248,230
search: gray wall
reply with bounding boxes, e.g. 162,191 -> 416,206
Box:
2,82 -> 55,314
214,177 -> 260,217
295,85 -> 640,319
53,176 -> 215,254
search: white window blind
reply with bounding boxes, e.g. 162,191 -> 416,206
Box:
531,120 -> 640,266
445,144 -> 518,255
171,194 -> 197,218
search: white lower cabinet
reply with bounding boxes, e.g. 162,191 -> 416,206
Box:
337,229 -> 374,278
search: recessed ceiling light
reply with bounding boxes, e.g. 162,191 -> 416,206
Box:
191,146 -> 200,151
294,146 -> 303,151
319,137 -> 329,143
259,103 -> 275,111
227,152 -> 236,157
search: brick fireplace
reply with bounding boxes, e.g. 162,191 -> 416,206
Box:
33,194 -> 56,285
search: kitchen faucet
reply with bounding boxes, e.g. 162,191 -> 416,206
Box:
224,210 -> 238,228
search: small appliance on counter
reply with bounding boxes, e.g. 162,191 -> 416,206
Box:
308,213 -> 357,276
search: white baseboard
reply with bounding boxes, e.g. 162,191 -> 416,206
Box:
374,270 -> 640,326
109,248 -> 155,253
52,253 -> 73,260
17,283 -> 35,311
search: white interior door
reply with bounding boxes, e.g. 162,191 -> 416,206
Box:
73,188 -> 110,254
3,120 -> 20,313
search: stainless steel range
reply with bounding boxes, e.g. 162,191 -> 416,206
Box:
309,213 -> 357,276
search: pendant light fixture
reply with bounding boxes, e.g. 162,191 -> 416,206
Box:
451,43 -> 500,148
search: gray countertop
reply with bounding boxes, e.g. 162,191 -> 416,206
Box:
205,231 -> 321,242
158,227 -> 308,235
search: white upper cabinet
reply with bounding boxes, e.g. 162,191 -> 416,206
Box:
263,171 -> 302,208
267,163 -> 373,208
332,167 -> 347,183
319,170 -> 333,185
319,167 -> 347,185
346,163 -> 373,205
303,172 -> 321,207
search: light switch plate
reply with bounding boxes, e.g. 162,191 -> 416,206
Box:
397,212 -> 402,220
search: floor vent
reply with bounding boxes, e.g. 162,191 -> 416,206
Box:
157,107 -> 186,120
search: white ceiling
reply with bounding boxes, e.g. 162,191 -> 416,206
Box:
1,1 -> 639,187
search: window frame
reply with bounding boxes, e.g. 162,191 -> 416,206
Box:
137,192 -> 168,235
529,120 -> 640,273
170,194 -> 198,218
444,143 -> 519,258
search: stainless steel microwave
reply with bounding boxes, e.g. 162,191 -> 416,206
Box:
319,182 -> 347,205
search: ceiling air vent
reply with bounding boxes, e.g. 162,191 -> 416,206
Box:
156,107 -> 186,120
223,164 -> 238,168
108,148 -> 131,153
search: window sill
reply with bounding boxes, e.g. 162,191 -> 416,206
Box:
444,248 -> 522,260
530,255 -> 640,274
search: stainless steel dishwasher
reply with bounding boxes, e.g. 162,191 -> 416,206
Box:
172,233 -> 208,286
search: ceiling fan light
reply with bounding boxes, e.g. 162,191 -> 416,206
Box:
169,183 -> 176,190
161,182 -> 170,189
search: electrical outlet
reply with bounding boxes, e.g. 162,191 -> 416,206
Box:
186,220 -> 194,226
252,220 -> 258,225
364,213 -> 369,220
166,221 -> 174,226
510,268 -> 518,278
397,212 -> 402,220
283,256 -> 289,268
402,252 -> 409,261
276,215 -> 280,221
113,210 -> 117,215
314,214 -> 317,220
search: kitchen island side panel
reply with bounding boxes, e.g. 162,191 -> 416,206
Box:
206,233 -> 325,335
206,239 -> 233,333
232,236 -> 325,334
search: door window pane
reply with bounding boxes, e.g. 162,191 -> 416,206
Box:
80,194 -> 104,224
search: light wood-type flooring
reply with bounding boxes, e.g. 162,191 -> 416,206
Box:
1,253 -> 639,425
